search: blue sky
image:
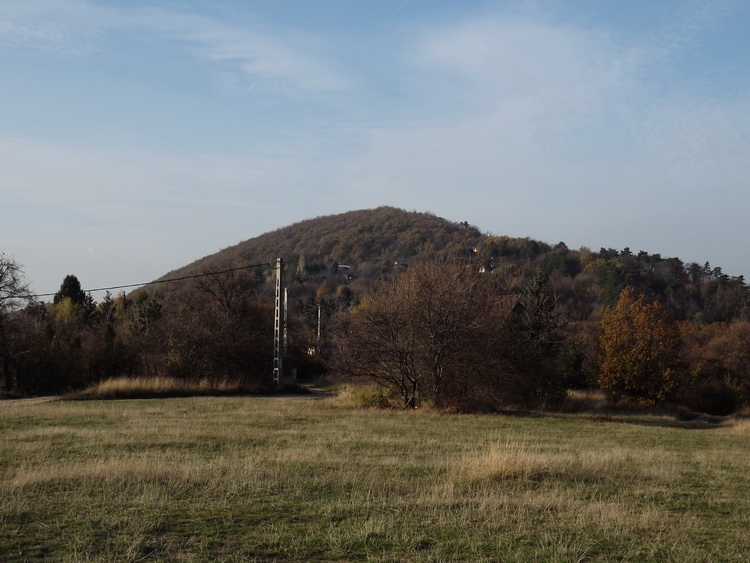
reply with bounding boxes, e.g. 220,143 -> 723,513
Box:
2,0 -> 750,296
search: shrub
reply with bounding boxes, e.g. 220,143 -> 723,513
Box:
333,384 -> 394,409
679,379 -> 737,416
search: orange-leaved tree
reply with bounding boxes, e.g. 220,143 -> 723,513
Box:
597,286 -> 682,406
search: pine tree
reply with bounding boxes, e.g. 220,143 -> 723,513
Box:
54,275 -> 86,305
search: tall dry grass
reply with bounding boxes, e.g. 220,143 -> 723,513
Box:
725,416 -> 750,434
448,434 -> 676,484
76,375 -> 250,399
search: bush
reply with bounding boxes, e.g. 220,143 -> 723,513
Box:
334,384 -> 394,409
679,379 -> 737,416
557,389 -> 611,414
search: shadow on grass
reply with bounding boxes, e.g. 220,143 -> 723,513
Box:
582,414 -> 724,430
496,407 -> 727,431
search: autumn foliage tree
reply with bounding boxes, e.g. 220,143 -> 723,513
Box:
597,286 -> 683,406
679,321 -> 750,413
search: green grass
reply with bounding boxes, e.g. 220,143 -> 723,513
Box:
1,396 -> 749,561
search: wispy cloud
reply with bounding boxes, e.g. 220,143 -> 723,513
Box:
133,7 -> 349,94
343,14 -> 642,198
0,0 -> 110,56
658,0 -> 740,53
408,14 -> 644,118
1,135 -> 317,290
0,0 -> 348,94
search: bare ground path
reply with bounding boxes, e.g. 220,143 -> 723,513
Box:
0,396 -> 61,408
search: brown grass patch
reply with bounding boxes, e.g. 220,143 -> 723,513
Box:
724,416 -> 750,434
450,436 -> 675,485
76,376 -> 250,399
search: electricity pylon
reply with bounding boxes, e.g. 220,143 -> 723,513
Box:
272,257 -> 287,390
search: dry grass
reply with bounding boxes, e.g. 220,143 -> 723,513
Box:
724,416 -> 750,434
2,395 -> 749,561
76,375 -> 249,399
326,382 -> 396,409
449,435 -> 676,484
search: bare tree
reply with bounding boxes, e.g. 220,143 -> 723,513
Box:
338,285 -> 422,407
0,254 -> 34,391
0,254 -> 32,312
163,262 -> 272,384
334,260 -> 512,408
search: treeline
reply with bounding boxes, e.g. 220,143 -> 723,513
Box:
329,257 -> 750,414
153,208 -> 750,328
0,265 -> 323,395
469,238 -> 750,413
3,207 -> 750,413
1,254 -> 571,409
473,238 -> 749,323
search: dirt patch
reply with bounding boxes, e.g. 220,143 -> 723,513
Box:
0,396 -> 61,408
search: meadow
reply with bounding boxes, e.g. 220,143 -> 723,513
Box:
1,392 -> 749,561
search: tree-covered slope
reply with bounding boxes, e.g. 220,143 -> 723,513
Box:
152,205 -> 750,324
157,206 -> 485,284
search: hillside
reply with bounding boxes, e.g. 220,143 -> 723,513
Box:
154,206 -> 750,324
156,206 -> 486,293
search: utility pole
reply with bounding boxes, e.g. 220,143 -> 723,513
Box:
316,301 -> 322,354
272,257 -> 287,390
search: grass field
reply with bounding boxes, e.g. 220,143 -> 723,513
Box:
1,394 -> 749,561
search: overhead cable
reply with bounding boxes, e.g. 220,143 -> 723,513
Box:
30,262 -> 273,299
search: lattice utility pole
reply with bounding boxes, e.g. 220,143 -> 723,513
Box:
316,301 -> 322,354
272,257 -> 287,390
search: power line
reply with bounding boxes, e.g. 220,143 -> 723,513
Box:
30,262 -> 273,299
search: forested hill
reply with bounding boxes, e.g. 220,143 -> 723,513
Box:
156,206 -> 750,323
6,206 -> 750,401
157,206 -> 485,292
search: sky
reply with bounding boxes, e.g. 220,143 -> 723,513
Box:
2,0 -> 750,297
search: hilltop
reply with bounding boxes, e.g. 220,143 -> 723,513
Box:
160,206 -> 484,275
150,206 -> 749,324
